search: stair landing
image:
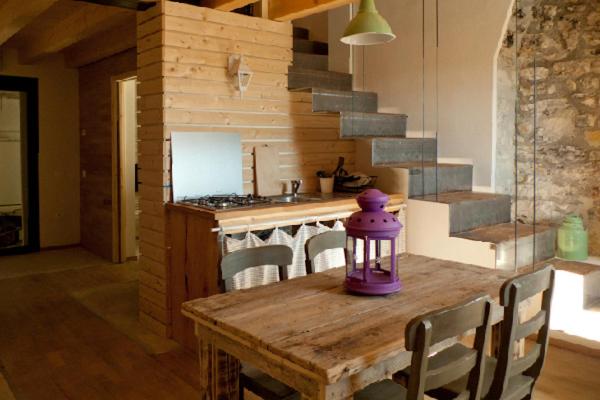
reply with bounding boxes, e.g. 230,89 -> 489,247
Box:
453,222 -> 557,270
419,191 -> 508,204
545,258 -> 600,345
452,222 -> 554,243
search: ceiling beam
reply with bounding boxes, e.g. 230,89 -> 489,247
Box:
18,3 -> 134,64
64,17 -> 136,68
74,0 -> 157,11
201,0 -> 257,12
0,0 -> 59,46
270,0 -> 355,21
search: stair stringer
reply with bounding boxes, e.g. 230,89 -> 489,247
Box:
406,198 -> 498,269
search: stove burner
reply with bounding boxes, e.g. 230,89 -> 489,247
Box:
179,194 -> 272,210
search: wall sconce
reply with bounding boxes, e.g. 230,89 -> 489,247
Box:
228,54 -> 253,97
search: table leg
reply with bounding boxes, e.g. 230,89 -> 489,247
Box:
198,337 -> 240,400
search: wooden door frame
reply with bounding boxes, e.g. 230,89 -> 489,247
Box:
111,72 -> 137,263
0,75 -> 40,255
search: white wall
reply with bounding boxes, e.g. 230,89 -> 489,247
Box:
294,12 -> 329,43
330,0 -> 512,187
0,94 -> 22,208
120,78 -> 137,259
328,6 -> 351,74
0,48 -> 80,248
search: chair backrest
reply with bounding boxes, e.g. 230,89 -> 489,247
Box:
220,245 -> 293,292
304,230 -> 347,274
488,265 -> 555,398
405,295 -> 494,400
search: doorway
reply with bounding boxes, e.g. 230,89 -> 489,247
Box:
114,76 -> 139,263
0,76 -> 39,255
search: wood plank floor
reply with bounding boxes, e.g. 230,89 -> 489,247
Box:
0,248 -> 200,400
0,248 -> 599,399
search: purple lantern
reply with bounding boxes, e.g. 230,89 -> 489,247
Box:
344,189 -> 403,295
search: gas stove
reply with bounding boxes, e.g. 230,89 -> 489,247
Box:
179,194 -> 272,211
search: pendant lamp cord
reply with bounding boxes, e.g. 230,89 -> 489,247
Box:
514,1 -> 520,273
421,0 -> 426,198
532,13 -> 538,271
435,0 -> 439,201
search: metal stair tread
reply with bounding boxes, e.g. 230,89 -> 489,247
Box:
375,162 -> 469,169
293,26 -> 309,39
293,38 -> 328,55
289,66 -> 351,77
311,87 -> 378,97
417,191 -> 511,205
341,110 -> 408,117
452,222 -> 555,244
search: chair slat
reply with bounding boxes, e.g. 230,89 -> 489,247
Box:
406,295 -> 490,346
425,350 -> 477,391
510,343 -> 541,377
221,245 -> 293,281
500,267 -> 553,304
305,231 -> 346,274
514,310 -> 546,341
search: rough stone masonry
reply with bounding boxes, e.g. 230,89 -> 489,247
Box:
497,0 -> 600,255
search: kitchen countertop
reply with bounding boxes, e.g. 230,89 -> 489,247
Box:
167,192 -> 405,232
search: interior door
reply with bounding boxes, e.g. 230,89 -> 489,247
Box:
0,76 -> 39,255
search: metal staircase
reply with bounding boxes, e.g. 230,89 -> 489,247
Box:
288,26 -> 556,270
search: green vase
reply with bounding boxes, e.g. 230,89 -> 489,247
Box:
557,215 -> 588,261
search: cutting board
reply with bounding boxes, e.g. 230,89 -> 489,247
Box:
254,145 -> 281,196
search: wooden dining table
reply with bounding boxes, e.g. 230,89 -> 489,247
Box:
182,254 -> 516,400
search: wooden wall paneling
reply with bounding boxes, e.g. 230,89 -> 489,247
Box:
138,2 -> 357,338
137,2 -> 171,335
79,50 -> 137,261
164,2 -> 291,35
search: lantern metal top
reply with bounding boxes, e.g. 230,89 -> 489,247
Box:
345,189 -> 402,239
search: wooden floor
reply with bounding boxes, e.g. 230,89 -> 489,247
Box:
0,248 -> 599,399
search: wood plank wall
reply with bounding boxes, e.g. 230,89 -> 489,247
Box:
136,1 -> 355,336
80,50 -> 137,261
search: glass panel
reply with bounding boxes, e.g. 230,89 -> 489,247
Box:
0,90 -> 27,249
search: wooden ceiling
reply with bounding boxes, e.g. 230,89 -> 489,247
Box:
200,0 -> 356,21
0,0 -> 355,67
0,0 -> 136,67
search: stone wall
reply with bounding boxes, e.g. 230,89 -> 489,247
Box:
496,0 -> 600,255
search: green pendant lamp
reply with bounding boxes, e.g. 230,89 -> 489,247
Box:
341,0 -> 396,46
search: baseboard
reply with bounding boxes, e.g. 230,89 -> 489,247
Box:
40,243 -> 81,252
549,333 -> 600,358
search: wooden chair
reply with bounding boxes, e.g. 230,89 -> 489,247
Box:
486,265 -> 555,400
355,295 -> 494,400
304,230 -> 347,274
429,266 -> 556,400
220,245 -> 299,400
220,245 -> 292,292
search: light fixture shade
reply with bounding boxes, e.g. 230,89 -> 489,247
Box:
341,0 -> 395,46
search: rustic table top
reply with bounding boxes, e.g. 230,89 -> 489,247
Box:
182,254 -> 514,386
